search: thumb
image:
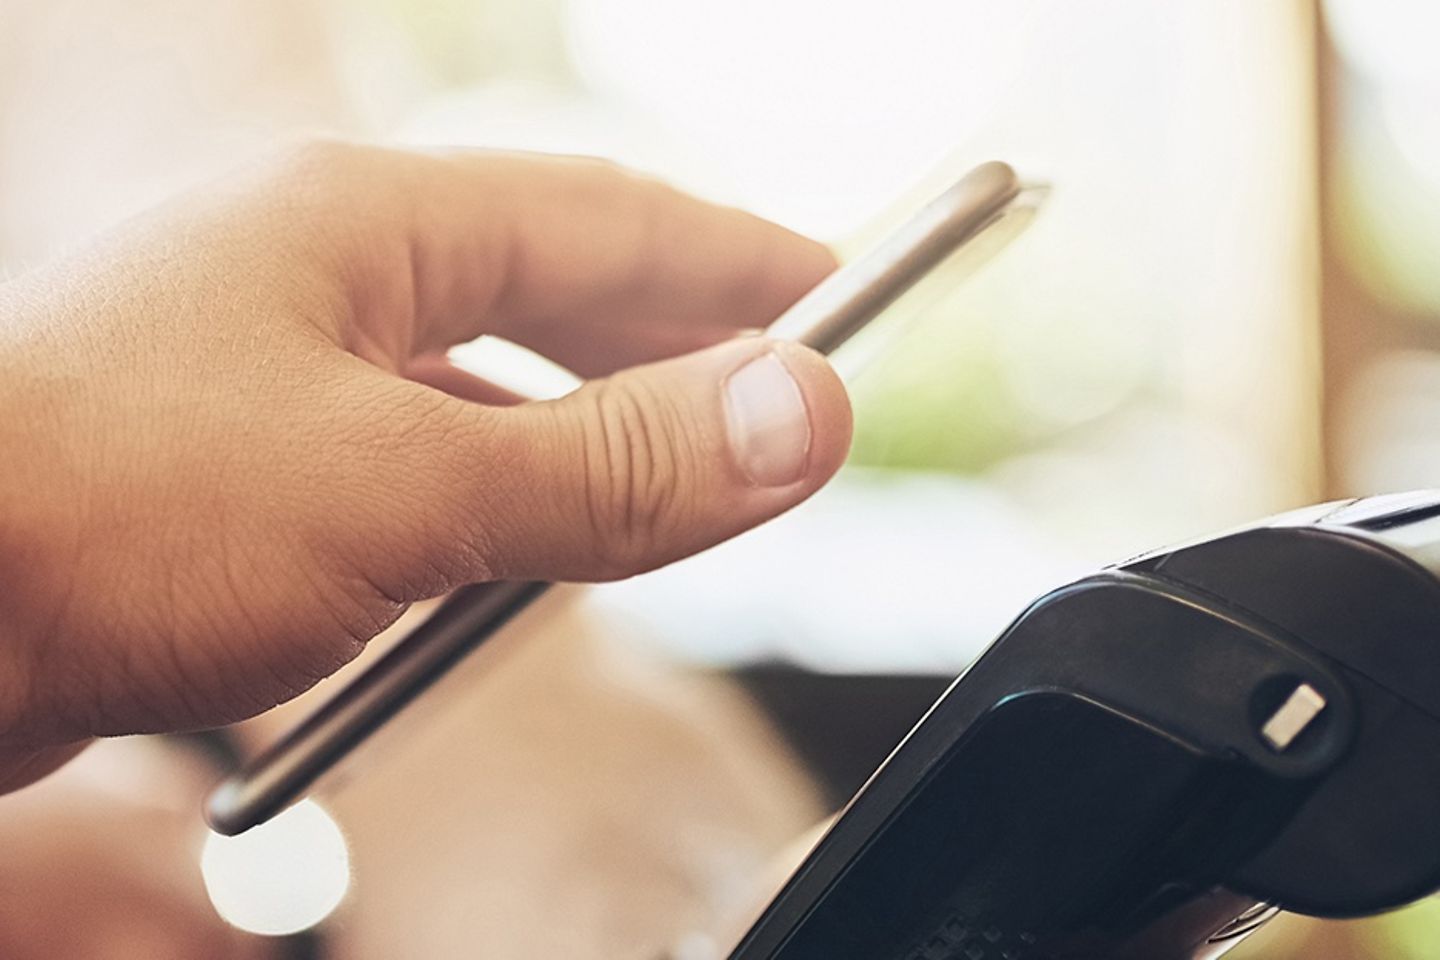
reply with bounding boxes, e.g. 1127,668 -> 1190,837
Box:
432,337 -> 852,583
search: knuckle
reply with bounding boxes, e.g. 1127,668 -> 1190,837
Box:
266,137 -> 368,187
246,139 -> 385,293
570,156 -> 670,211
568,154 -> 634,186
257,139 -> 394,234
579,378 -> 691,579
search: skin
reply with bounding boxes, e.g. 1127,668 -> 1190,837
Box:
0,141 -> 852,794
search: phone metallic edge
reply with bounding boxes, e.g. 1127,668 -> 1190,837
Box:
204,160 -> 1043,836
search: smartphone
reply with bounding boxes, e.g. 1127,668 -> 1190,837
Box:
204,160 -> 1046,837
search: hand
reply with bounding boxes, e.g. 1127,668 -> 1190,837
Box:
0,143 -> 851,791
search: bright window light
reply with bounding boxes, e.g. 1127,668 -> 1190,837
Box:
563,0 -> 1037,236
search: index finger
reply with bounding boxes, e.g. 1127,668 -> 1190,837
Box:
257,144 -> 838,377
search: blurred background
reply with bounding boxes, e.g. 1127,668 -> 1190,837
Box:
0,0 -> 1437,957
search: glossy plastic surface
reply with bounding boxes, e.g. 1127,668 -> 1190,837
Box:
731,494 -> 1440,958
